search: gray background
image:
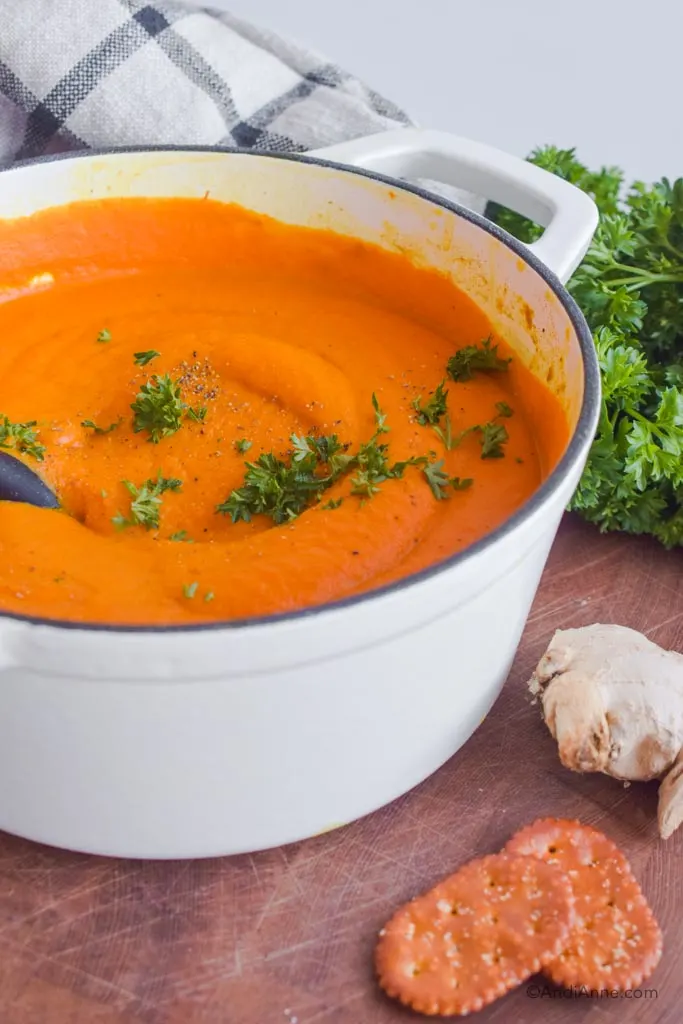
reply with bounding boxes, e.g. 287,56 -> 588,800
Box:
203,0 -> 681,184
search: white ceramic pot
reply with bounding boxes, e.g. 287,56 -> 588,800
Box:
0,129 -> 600,859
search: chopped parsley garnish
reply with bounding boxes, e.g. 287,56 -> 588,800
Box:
411,381 -> 458,450
217,447 -> 332,524
372,392 -> 390,434
96,329 -> 111,344
391,454 -> 430,477
217,393 -> 479,524
412,381 -> 449,426
112,472 -> 182,531
423,460 -> 473,500
187,406 -> 208,424
0,414 -> 45,461
217,397 -> 387,523
447,337 -> 511,382
234,438 -> 252,454
181,582 -> 214,602
82,418 -> 121,435
411,382 -> 455,449
134,350 -> 160,366
291,434 -> 322,461
350,439 -> 392,498
444,418 -> 510,460
292,433 -> 354,475
170,530 -> 193,543
479,422 -> 509,459
131,374 -> 185,443
348,395 -> 421,498
412,385 -> 513,459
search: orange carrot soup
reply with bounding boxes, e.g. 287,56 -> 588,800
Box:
0,198 -> 568,625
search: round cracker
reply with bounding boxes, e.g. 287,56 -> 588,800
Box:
506,817 -> 663,991
375,852 -> 574,1016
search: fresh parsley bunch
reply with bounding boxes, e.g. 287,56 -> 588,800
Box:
490,147 -> 683,548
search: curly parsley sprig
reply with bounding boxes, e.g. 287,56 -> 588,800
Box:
490,147 -> 683,547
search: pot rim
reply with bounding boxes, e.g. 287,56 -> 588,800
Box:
0,145 -> 601,635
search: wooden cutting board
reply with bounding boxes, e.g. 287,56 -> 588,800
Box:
0,514 -> 679,1024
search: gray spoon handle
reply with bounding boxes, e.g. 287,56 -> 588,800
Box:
0,451 -> 59,508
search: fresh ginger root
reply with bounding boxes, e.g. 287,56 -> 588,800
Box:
528,623 -> 683,839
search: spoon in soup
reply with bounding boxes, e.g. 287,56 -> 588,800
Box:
0,451 -> 59,508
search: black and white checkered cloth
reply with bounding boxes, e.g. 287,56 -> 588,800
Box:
0,0 -> 415,164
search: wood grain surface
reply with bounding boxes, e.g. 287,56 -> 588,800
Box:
0,514 -> 680,1024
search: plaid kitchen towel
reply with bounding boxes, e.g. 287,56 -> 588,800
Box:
0,0 -> 484,211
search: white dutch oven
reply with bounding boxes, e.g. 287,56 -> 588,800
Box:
0,129 -> 600,859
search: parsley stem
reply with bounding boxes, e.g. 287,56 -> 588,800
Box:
661,239 -> 683,262
433,414 -> 455,450
606,271 -> 683,290
624,406 -> 669,444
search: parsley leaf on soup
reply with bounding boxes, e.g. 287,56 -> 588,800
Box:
478,422 -> 509,459
372,392 -> 390,434
131,374 -> 185,443
133,350 -> 160,367
412,381 -> 449,426
0,414 -> 45,461
187,406 -> 207,424
412,381 -> 458,450
113,472 -> 182,531
82,418 -> 121,435
217,436 -> 348,524
447,337 -> 511,383
423,460 -> 473,500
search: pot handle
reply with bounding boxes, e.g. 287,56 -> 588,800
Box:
308,128 -> 598,283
